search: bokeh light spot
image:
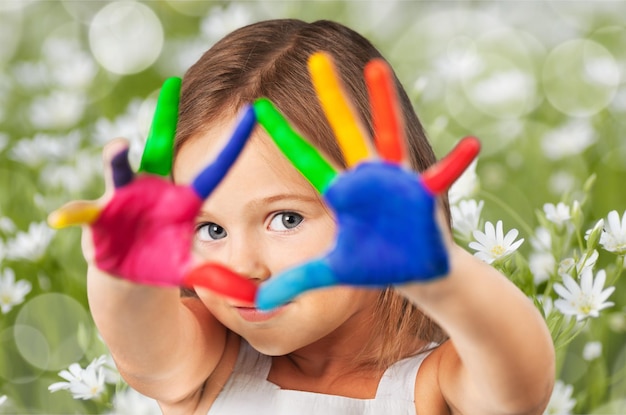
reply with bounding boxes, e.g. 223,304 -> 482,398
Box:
15,293 -> 92,371
89,1 -> 164,75
12,325 -> 50,372
0,326 -> 44,384
543,39 -> 620,116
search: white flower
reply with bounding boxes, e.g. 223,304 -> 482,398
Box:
554,269 -> 615,321
558,250 -> 599,277
548,171 -> 576,196
608,313 -> 626,332
106,387 -> 161,415
585,56 -> 620,86
48,356 -> 107,400
434,47 -> 484,81
12,61 -> 50,90
42,38 -> 97,90
541,119 -> 596,160
10,131 -> 82,167
582,341 -> 602,361
29,90 -> 86,130
543,380 -> 576,415
0,268 -> 32,314
531,227 -> 552,252
469,220 -> 525,264
92,99 -> 153,169
5,222 -> 56,262
200,4 -> 253,43
448,159 -> 479,205
543,202 -> 571,228
529,251 -> 556,285
599,210 -> 626,254
469,69 -> 535,106
39,150 -> 102,193
451,199 -> 484,239
0,216 -> 16,233
102,354 -> 121,385
0,394 -> 7,406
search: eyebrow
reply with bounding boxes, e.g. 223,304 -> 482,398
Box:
196,193 -> 323,219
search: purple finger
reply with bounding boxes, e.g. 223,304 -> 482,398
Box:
111,148 -> 134,188
191,105 -> 256,199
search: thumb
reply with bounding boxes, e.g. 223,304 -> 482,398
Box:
102,138 -> 134,196
47,138 -> 133,229
256,259 -> 336,311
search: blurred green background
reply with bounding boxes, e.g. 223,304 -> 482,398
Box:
1,1 -> 625,413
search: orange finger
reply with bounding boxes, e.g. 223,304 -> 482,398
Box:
364,59 -> 406,164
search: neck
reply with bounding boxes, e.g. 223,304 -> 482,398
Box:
283,301 -> 384,379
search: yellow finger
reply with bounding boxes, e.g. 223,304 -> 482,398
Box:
47,200 -> 102,229
308,52 -> 371,167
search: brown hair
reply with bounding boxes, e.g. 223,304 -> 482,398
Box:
176,19 -> 448,368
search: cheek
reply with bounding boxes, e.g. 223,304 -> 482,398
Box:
271,220 -> 336,270
196,289 -> 230,320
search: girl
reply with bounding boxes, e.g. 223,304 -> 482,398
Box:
52,19 -> 554,414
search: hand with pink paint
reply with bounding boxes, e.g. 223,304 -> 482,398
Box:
48,78 -> 257,302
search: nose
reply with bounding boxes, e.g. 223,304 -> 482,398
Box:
226,234 -> 271,283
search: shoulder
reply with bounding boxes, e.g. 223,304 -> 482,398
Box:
414,340 -> 453,415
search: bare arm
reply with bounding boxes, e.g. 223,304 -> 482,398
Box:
398,243 -> 555,415
84,229 -> 227,405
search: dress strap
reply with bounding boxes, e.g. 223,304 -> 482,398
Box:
375,344 -> 437,401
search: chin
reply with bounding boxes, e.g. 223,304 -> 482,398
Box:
241,333 -> 303,356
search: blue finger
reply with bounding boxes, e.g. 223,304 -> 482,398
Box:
191,105 -> 256,199
256,259 -> 337,311
111,148 -> 134,188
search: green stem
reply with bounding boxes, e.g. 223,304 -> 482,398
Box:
477,190 -> 535,238
608,255 -> 625,286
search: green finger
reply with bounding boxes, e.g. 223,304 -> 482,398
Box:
139,77 -> 181,176
253,98 -> 337,193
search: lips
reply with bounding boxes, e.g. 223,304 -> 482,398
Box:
235,305 -> 286,322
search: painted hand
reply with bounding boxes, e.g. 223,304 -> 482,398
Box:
48,78 -> 258,302
253,53 -> 480,309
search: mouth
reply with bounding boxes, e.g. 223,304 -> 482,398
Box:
234,304 -> 288,323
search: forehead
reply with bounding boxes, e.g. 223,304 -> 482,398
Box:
173,116 -> 314,193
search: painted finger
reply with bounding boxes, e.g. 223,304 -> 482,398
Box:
111,147 -> 134,188
48,200 -> 102,229
308,52 -> 372,167
421,136 -> 481,195
255,260 -> 336,311
183,263 -> 258,303
364,59 -> 406,164
139,77 -> 181,176
190,105 -> 256,199
254,98 -> 338,194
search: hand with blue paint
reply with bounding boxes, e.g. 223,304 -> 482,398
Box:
254,53 -> 480,310
48,77 -> 258,302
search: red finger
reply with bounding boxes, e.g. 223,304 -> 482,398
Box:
421,136 -> 481,195
183,263 -> 257,303
364,59 -> 406,164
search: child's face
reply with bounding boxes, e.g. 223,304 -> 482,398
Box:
174,114 -> 379,355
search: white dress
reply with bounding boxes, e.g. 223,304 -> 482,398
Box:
207,340 -> 435,414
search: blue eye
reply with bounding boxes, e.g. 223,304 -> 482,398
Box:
269,212 -> 303,231
196,222 -> 227,241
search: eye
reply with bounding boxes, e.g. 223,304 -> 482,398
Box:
269,212 -> 304,231
196,222 -> 227,241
